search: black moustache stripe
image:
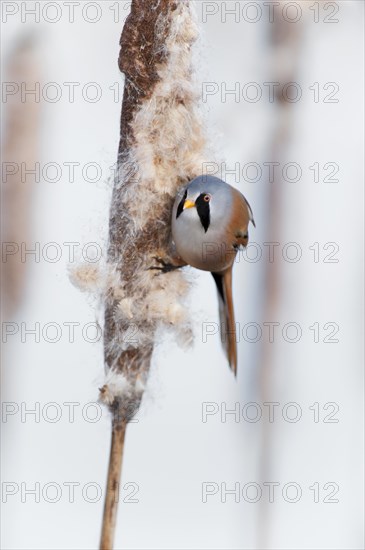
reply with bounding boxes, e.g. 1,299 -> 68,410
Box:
176,189 -> 187,219
195,194 -> 210,232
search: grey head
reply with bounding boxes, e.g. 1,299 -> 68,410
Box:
173,175 -> 234,234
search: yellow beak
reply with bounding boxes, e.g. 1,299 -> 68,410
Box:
184,199 -> 195,209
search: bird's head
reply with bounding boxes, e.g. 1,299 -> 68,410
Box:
174,175 -> 233,233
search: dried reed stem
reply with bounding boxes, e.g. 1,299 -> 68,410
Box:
2,36 -> 40,316
99,418 -> 127,550
98,0 -> 206,547
258,4 -> 306,548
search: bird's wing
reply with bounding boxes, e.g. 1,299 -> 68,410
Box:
229,188 -> 255,249
244,197 -> 256,227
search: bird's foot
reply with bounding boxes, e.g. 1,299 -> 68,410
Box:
148,256 -> 183,275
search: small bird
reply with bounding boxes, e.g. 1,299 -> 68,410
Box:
171,175 -> 255,375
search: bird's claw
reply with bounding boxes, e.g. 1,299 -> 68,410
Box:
148,256 -> 181,275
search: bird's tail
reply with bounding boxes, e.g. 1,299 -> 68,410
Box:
211,269 -> 237,375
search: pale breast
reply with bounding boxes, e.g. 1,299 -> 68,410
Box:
172,207 -> 237,273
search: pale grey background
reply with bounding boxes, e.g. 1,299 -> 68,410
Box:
2,1 -> 364,549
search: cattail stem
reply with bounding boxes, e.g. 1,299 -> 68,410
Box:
98,1 -> 204,547
99,418 -> 127,550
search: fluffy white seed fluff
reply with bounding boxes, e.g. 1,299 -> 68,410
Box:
72,3 -> 207,411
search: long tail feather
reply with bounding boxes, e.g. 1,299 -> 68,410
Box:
211,269 -> 237,375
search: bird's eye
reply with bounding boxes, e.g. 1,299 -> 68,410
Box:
203,194 -> 211,202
